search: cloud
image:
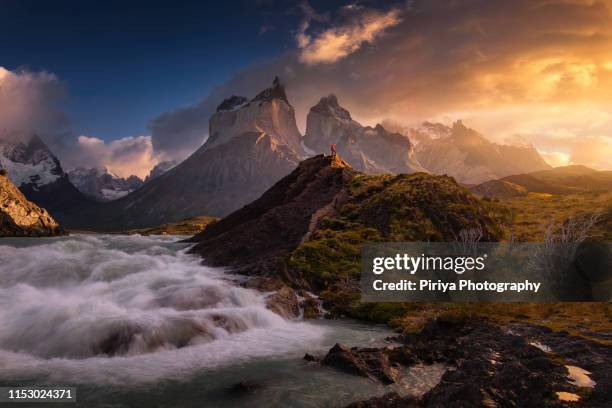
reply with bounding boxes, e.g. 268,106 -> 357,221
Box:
0,66 -> 70,144
539,150 -> 571,168
150,0 -> 612,168
69,135 -> 157,179
568,136 -> 612,170
297,7 -> 403,65
0,66 -> 158,177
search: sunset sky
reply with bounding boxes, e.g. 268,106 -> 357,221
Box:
1,0 -> 611,177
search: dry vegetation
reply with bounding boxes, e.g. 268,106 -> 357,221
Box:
123,216 -> 218,236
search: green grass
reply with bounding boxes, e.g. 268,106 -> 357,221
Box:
504,191 -> 612,241
123,216 -> 219,236
289,171 -> 611,341
287,172 -> 510,319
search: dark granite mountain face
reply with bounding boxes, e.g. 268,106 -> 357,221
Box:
144,160 -> 177,183
303,95 -> 426,174
65,79 -> 305,230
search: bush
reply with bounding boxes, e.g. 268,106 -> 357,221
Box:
0,168 -> 7,176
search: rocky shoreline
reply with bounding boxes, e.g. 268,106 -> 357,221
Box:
301,316 -> 609,408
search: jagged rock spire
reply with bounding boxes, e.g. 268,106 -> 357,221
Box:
251,76 -> 289,104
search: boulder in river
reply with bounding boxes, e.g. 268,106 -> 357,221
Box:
322,343 -> 398,384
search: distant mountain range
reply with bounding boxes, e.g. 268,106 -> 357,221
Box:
1,78 -> 563,230
470,165 -> 612,198
411,120 -> 551,184
68,167 -> 144,202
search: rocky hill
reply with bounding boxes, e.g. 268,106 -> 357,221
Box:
303,95 -> 425,174
469,179 -> 528,199
413,120 -> 551,184
65,78 -> 305,230
189,154 -> 507,315
0,133 -> 94,223
0,170 -> 63,236
68,167 -> 144,202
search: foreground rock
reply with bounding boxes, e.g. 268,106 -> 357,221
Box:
0,170 -> 63,236
326,317 -> 607,408
322,343 -> 398,384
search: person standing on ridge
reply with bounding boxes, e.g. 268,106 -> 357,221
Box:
330,143 -> 337,157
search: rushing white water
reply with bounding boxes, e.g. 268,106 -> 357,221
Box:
0,234 -> 328,385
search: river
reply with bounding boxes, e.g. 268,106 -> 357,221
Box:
0,235 -> 443,407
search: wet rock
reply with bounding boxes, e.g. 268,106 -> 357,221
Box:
345,392 -> 419,408
509,323 -> 612,408
301,292 -> 323,319
322,343 -> 398,384
346,317 -> 590,408
303,353 -> 319,362
228,381 -> 264,395
266,286 -> 299,319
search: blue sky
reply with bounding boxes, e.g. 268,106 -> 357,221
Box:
0,0 -> 342,140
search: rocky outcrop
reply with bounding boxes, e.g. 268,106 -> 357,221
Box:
68,167 -> 144,202
303,95 -> 426,174
67,78 -> 306,230
0,170 -> 63,236
322,343 -> 398,384
414,120 -> 551,184
188,154 -> 353,276
0,133 -> 94,223
340,317 -> 603,407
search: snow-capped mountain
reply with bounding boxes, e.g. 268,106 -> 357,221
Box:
0,134 -> 63,188
68,167 -> 144,202
0,133 -> 93,222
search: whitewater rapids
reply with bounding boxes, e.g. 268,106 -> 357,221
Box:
0,234 -> 327,385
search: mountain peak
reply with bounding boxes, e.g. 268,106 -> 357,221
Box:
216,95 -> 248,112
251,76 -> 289,104
304,96 -> 424,174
